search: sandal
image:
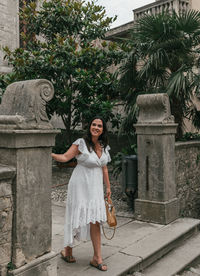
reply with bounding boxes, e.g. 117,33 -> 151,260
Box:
60,250 -> 76,263
90,261 -> 107,271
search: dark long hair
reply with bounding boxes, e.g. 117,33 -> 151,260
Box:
84,116 -> 108,152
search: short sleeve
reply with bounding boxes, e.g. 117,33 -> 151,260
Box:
105,145 -> 111,163
73,138 -> 89,161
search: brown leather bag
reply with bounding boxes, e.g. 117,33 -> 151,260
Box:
105,197 -> 117,227
102,197 -> 117,240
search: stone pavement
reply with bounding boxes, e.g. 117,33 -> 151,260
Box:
52,201 -> 200,276
179,267 -> 200,276
51,201 -> 164,276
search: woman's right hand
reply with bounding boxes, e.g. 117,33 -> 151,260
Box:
106,187 -> 111,199
51,153 -> 56,159
51,144 -> 79,163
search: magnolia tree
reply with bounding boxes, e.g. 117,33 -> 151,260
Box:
0,0 -> 123,143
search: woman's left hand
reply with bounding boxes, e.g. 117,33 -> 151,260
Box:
106,188 -> 111,199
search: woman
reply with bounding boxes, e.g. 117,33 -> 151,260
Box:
51,116 -> 111,271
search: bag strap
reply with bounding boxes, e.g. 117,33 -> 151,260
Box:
102,224 -> 116,240
105,196 -> 113,205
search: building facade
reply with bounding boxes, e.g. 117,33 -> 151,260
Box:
106,0 -> 200,40
0,0 -> 41,74
1,0 -> 200,73
0,0 -> 19,73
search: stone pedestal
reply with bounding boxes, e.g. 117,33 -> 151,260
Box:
0,130 -> 59,268
134,94 -> 179,224
0,79 -> 60,275
8,252 -> 57,276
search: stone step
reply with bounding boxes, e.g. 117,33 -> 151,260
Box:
140,233 -> 200,276
180,266 -> 200,276
80,218 -> 200,276
121,218 -> 200,274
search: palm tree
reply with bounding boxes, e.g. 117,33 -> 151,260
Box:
120,10 -> 200,139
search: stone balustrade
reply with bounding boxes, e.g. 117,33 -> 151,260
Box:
134,0 -> 190,20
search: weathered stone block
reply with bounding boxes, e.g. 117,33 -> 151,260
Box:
0,265 -> 8,276
0,182 -> 12,197
0,79 -> 55,130
8,252 -> 57,276
135,198 -> 180,224
0,149 -> 17,166
0,197 -> 12,211
137,132 -> 177,202
175,141 -> 200,218
11,147 -> 52,267
0,208 -> 12,232
0,231 -> 12,245
136,93 -> 174,124
0,131 -> 58,149
0,242 -> 11,265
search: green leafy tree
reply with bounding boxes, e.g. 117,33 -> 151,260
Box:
0,0 -> 123,143
119,10 -> 200,139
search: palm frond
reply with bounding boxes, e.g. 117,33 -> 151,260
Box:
119,10 -> 200,138
167,66 -> 187,97
176,10 -> 200,35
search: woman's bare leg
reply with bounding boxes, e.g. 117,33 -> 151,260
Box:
90,222 -> 107,271
61,246 -> 76,262
64,246 -> 73,256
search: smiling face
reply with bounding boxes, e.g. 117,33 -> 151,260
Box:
90,119 -> 103,138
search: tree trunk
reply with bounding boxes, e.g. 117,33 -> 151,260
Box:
170,97 -> 184,140
62,115 -> 72,145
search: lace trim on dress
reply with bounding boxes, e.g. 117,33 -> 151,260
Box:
71,199 -> 107,228
64,199 -> 107,246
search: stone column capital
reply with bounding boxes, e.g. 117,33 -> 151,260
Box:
137,93 -> 174,124
0,79 -> 55,130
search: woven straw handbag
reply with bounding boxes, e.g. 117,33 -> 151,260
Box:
102,197 -> 117,240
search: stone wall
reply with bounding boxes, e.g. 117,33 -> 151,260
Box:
0,165 -> 16,276
175,141 -> 200,218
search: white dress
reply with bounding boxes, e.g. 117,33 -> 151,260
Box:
64,138 -> 111,247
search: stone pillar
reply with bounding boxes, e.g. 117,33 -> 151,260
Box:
0,79 -> 60,276
134,93 -> 179,224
